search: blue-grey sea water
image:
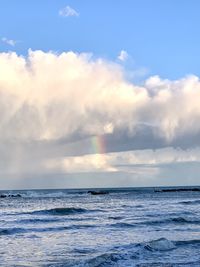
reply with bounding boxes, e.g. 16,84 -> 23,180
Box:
0,187 -> 200,266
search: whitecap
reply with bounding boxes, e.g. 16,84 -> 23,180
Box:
144,238 -> 176,251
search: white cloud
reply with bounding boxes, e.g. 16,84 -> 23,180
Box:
118,50 -> 128,62
45,154 -> 117,173
0,50 -> 200,144
0,50 -> 200,188
44,147 -> 200,174
1,37 -> 17,46
59,6 -> 79,17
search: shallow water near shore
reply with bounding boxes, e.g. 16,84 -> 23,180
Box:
0,186 -> 200,266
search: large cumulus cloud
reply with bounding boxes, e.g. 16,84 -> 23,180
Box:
1,50 -> 200,144
1,50 -> 200,188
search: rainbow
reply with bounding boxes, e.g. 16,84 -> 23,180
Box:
91,135 -> 106,154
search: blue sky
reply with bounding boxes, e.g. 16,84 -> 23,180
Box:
1,0 -> 200,79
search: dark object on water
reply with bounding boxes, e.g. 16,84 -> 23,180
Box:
0,194 -> 22,198
11,194 -> 22,197
88,190 -> 109,195
155,188 -> 200,193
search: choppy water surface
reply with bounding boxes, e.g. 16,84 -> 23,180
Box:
0,187 -> 200,266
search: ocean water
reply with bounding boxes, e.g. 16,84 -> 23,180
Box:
0,187 -> 200,266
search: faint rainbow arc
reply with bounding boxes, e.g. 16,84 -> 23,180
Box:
91,135 -> 106,154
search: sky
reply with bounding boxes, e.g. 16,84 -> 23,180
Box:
0,1 -> 200,189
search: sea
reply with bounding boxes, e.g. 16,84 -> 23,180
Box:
0,186 -> 200,266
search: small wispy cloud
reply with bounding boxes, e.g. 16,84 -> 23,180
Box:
59,6 -> 79,17
118,50 -> 128,62
1,37 -> 17,47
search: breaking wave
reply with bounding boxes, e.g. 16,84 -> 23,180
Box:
29,207 -> 88,215
143,238 -> 176,251
21,191 -> 76,198
82,252 -> 122,267
0,224 -> 96,236
143,216 -> 200,226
